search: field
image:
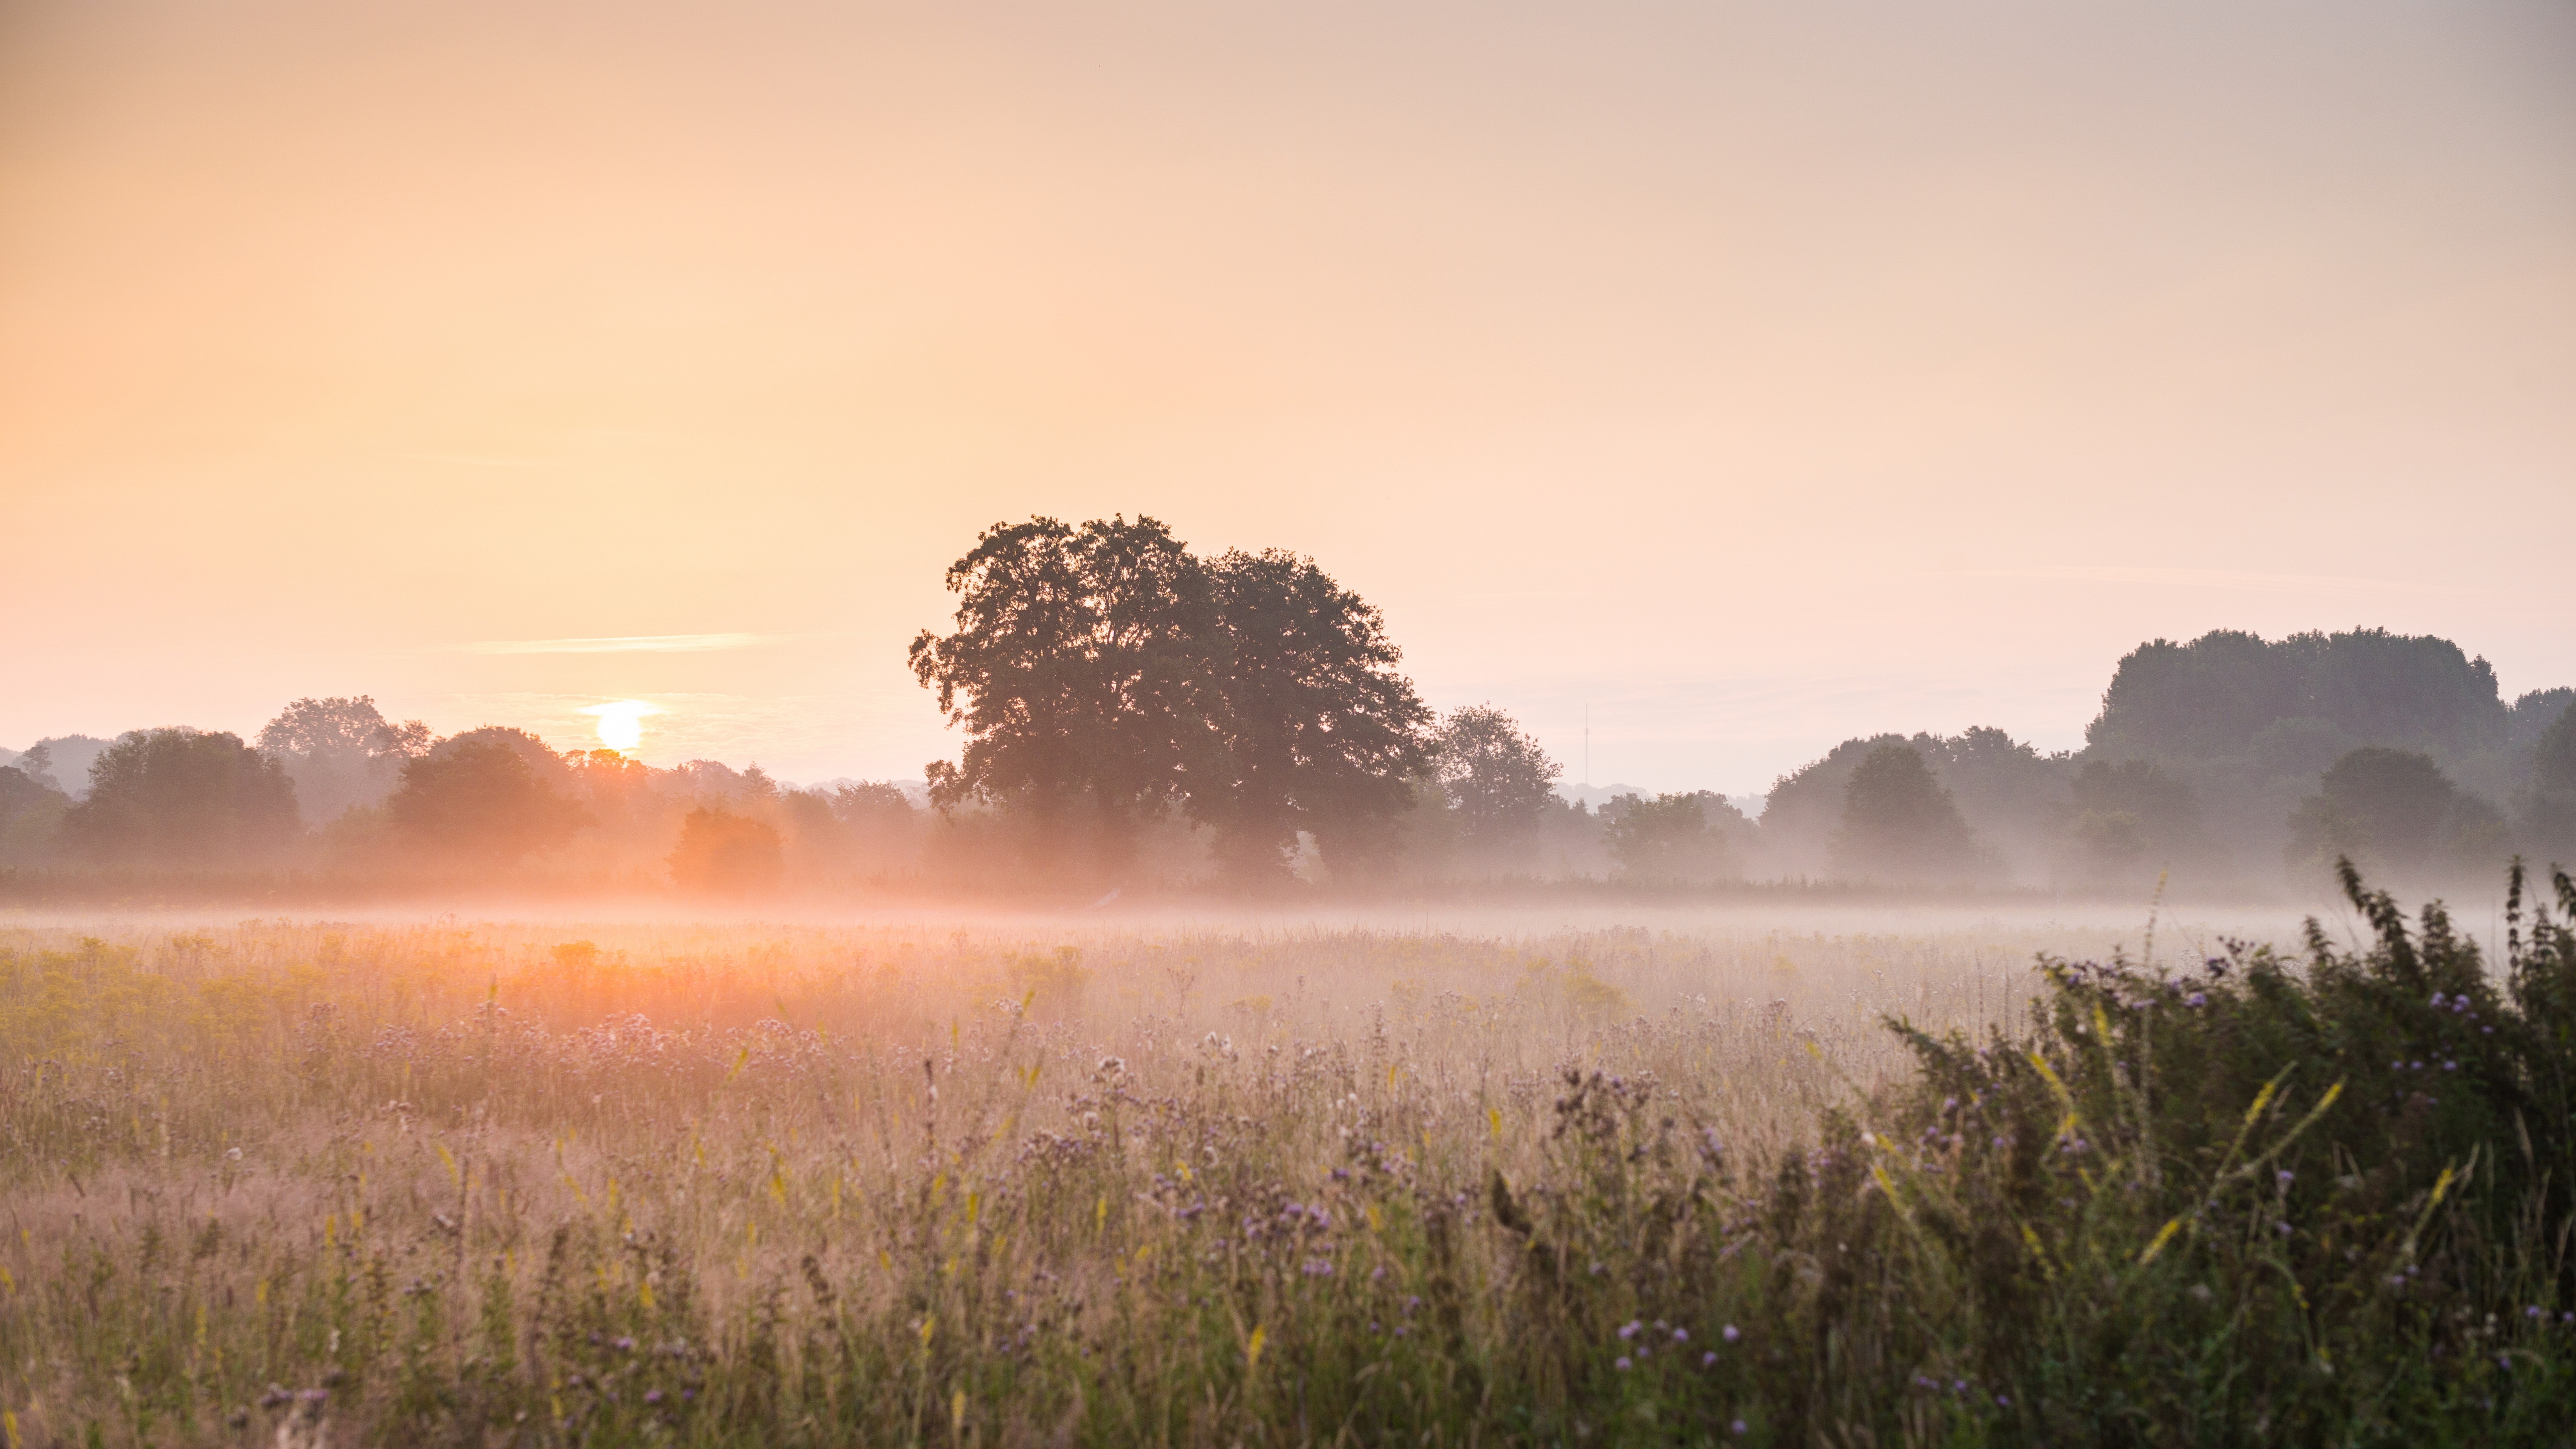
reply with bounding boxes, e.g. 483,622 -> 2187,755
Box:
3,882 -> 2572,1446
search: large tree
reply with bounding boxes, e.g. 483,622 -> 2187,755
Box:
57,729 -> 303,866
909,516 -> 1220,868
1196,548 -> 1430,879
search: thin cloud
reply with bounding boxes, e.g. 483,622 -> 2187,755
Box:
452,632 -> 771,656
1944,566 -> 2492,597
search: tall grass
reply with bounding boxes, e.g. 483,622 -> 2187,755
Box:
0,872 -> 2568,1445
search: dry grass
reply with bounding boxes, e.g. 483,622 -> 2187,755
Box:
0,900 -> 2341,1446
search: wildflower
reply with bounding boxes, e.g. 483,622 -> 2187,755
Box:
1301,1258 -> 1334,1277
2277,1169 -> 2294,1184
2185,993 -> 2207,1008
2529,1307 -> 2545,1320
1615,1357 -> 1633,1372
2444,1061 -> 2457,1071
644,1391 -> 663,1405
1371,1264 -> 1387,1282
1996,1395 -> 2011,1408
1619,1320 -> 1642,1340
1672,1328 -> 1689,1343
1731,1422 -> 1748,1436
2431,992 -> 2446,1007
2276,1222 -> 2293,1236
1723,1324 -> 1740,1342
1703,1351 -> 1717,1366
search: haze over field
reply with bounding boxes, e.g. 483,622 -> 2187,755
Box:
5,0 -> 2572,790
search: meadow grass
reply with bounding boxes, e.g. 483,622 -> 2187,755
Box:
0,876 -> 2570,1446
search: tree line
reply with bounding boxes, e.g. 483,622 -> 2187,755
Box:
5,534 -> 2570,897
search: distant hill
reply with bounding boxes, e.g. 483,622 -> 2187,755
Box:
1556,782 -> 1659,810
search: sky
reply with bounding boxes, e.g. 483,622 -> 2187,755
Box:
3,0 -> 2571,795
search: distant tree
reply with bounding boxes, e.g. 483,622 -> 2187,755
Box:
256,695 -> 431,823
0,764 -> 71,866
2539,704 -> 2576,795
57,729 -> 302,866
1196,548 -> 1431,880
11,743 -> 59,793
1929,728 -> 2073,870
2514,688 -> 2576,759
775,782 -> 920,880
2065,758 -> 2213,881
437,727 -> 574,786
831,780 -> 917,829
2286,746 -> 2503,882
1757,734 -> 1909,876
387,735 -> 589,865
2088,628 -> 2508,762
2521,703 -> 2576,864
668,808 -> 784,894
1831,743 -> 1983,882
1432,705 -> 1561,858
910,516 -> 1218,871
1602,791 -> 1739,882
14,736 -> 112,798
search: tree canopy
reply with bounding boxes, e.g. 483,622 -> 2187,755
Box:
387,734 -> 590,865
668,807 -> 784,894
1197,548 -> 1430,879
1601,791 -> 1741,882
57,729 -> 302,866
2088,628 -> 2508,761
1831,742 -> 1983,883
2285,745 -> 2503,883
257,695 -> 431,823
910,516 -> 1431,879
1432,704 -> 1562,854
909,516 -> 1218,867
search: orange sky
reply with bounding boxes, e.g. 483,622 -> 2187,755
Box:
4,0 -> 2571,792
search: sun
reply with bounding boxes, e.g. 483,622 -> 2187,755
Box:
577,699 -> 660,753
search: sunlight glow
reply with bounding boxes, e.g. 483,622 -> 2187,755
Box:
577,699 -> 661,752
